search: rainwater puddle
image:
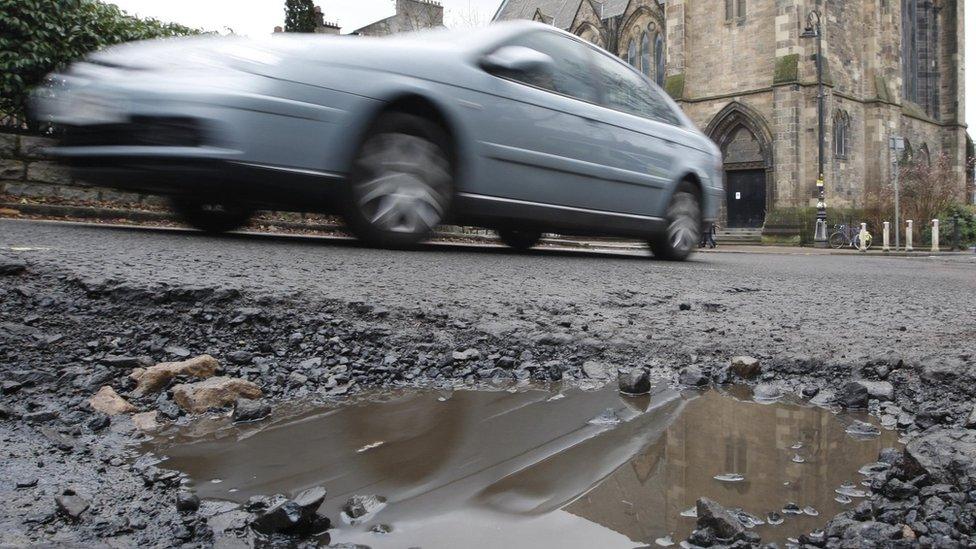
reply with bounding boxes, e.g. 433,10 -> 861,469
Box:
152,384 -> 899,548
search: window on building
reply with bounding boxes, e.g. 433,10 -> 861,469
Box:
640,32 -> 651,78
900,140 -> 914,165
901,0 -> 939,117
918,143 -> 931,165
833,111 -> 850,159
726,0 -> 745,22
654,33 -> 665,86
627,39 -> 637,68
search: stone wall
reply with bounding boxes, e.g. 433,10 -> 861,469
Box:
0,131 -> 165,207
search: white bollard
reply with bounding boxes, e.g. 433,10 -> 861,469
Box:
859,223 -> 869,252
883,221 -> 890,252
931,219 -> 939,252
906,220 -> 914,251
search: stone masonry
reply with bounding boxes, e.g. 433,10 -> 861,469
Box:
0,132 -> 166,207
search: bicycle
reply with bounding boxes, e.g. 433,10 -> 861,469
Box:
828,224 -> 872,250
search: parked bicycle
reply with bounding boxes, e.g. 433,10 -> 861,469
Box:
829,224 -> 872,250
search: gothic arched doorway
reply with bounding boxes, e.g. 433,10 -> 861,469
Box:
705,103 -> 774,228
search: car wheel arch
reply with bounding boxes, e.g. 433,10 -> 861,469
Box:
670,173 -> 704,206
348,92 -> 469,185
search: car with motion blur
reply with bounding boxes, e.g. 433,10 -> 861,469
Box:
33,21 -> 724,260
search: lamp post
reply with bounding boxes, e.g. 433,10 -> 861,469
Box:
801,9 -> 827,248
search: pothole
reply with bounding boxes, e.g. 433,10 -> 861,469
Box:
150,384 -> 899,547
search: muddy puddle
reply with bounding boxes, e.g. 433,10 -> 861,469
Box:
152,384 -> 899,548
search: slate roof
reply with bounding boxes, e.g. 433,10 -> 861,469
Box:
492,0 -> 633,29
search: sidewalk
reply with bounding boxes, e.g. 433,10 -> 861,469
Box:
1,199 -> 972,257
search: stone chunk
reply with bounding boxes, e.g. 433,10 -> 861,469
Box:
904,429 -> 976,491
55,490 -> 89,520
176,491 -> 200,514
132,410 -> 160,432
858,380 -> 894,401
232,398 -> 271,423
837,381 -> 870,408
251,486 -> 328,535
753,384 -> 782,402
678,367 -> 708,387
130,354 -> 219,396
618,368 -> 651,395
730,356 -> 761,379
172,377 -> 262,413
89,386 -> 137,415
452,348 -> 481,361
582,360 -> 611,380
696,497 -> 744,540
342,494 -> 387,522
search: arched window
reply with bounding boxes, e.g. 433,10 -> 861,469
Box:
626,39 -> 637,68
654,33 -> 665,86
640,32 -> 651,78
902,0 -> 939,117
918,143 -> 931,165
900,140 -> 914,165
833,111 -> 850,159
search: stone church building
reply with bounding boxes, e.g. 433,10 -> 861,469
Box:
493,0 -> 968,229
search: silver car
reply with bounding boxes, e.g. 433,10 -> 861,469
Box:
34,21 -> 723,260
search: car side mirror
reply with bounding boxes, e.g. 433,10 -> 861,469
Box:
480,46 -> 553,76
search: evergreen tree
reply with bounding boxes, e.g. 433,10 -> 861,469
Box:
284,0 -> 317,33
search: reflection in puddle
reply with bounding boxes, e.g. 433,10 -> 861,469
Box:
153,385 -> 898,548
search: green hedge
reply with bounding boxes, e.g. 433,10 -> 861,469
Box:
922,203 -> 976,248
0,0 -> 200,127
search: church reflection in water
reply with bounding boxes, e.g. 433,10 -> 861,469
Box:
565,387 -> 899,544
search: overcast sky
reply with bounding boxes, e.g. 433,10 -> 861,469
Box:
110,0 -> 974,133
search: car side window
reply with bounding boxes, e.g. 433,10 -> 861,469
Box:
489,31 -> 598,103
590,52 -> 681,126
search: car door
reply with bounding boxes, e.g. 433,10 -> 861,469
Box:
464,30 -> 615,215
587,51 -> 685,217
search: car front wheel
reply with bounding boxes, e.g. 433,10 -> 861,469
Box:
343,113 -> 453,248
649,183 -> 701,261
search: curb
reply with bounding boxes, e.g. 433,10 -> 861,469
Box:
3,201 -> 972,257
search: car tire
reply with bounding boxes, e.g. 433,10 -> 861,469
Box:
343,113 -> 453,248
649,183 -> 701,261
170,197 -> 253,234
497,229 -> 542,251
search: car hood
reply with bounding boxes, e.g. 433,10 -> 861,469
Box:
81,30 -> 478,76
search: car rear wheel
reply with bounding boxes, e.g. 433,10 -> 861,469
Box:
344,113 -> 453,248
170,197 -> 253,234
497,229 -> 542,251
649,183 -> 701,261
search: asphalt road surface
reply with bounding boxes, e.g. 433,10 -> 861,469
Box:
2,218 -> 974,365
